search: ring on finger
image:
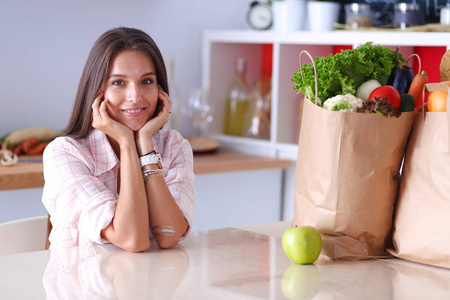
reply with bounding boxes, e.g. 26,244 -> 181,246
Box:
93,113 -> 100,116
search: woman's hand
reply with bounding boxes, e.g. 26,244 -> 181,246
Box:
135,88 -> 172,155
91,93 -> 134,145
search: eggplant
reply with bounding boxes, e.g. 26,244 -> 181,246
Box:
388,48 -> 415,94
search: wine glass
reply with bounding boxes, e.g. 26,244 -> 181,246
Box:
185,88 -> 213,137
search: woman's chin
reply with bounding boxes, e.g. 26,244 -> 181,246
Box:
125,122 -> 146,132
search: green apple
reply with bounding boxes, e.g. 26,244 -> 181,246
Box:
281,263 -> 321,300
282,225 -> 322,264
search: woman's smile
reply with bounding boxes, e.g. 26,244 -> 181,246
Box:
122,107 -> 147,117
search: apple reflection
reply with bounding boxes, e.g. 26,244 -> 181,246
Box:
42,244 -> 193,299
281,263 -> 321,300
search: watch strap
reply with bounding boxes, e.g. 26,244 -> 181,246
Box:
139,150 -> 156,158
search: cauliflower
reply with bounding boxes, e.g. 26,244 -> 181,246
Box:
322,94 -> 363,112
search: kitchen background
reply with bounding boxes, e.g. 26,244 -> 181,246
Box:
3,0 -> 449,136
1,0 -> 449,229
1,0 -> 249,136
0,0 -> 251,227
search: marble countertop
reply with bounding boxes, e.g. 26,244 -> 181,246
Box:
1,221 -> 450,299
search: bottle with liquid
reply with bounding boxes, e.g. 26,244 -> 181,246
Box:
224,58 -> 253,136
245,72 -> 271,140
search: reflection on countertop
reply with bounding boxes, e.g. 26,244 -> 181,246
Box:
1,224 -> 450,299
43,242 -> 193,299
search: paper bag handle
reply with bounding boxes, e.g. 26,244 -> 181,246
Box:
298,50 -> 318,105
407,53 -> 426,113
409,53 -> 426,119
406,53 -> 421,75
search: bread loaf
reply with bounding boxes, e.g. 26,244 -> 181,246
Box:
440,50 -> 450,81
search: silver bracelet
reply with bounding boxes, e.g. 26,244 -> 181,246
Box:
142,169 -> 164,182
142,169 -> 162,175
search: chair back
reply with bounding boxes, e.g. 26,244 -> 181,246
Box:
0,216 -> 48,255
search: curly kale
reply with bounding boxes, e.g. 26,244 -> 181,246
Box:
355,97 -> 402,118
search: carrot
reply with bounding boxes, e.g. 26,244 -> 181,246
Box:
26,141 -> 50,155
408,70 -> 428,109
22,137 -> 40,154
13,141 -> 25,156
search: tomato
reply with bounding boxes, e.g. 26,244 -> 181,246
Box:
368,85 -> 401,110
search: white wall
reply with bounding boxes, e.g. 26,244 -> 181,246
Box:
0,0 -> 249,136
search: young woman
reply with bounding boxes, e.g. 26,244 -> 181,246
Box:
42,27 -> 195,252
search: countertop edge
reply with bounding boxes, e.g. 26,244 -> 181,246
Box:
0,151 -> 294,191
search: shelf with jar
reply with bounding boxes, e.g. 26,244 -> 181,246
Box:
201,29 -> 450,160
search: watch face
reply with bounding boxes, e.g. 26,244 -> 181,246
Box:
247,4 -> 273,30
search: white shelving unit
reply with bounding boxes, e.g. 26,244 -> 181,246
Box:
202,30 -> 450,160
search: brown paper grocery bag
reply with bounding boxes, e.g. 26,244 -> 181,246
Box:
389,83 -> 450,269
292,51 -> 413,260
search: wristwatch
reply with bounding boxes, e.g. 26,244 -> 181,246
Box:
139,152 -> 163,169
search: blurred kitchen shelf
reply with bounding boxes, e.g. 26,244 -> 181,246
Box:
202,30 -> 450,161
203,30 -> 450,47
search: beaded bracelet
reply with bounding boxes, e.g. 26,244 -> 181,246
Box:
142,169 -> 164,182
142,169 -> 164,176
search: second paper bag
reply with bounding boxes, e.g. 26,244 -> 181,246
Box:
292,98 -> 413,260
390,83 -> 450,268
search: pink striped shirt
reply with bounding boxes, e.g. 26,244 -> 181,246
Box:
42,128 -> 195,249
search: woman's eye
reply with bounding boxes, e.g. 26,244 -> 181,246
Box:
142,78 -> 154,85
112,80 -> 124,86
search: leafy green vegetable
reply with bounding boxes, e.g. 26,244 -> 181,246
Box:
329,99 -> 353,111
355,97 -> 402,118
292,42 -> 404,107
0,132 -> 10,143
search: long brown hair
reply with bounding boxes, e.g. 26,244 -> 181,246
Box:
65,27 -> 168,139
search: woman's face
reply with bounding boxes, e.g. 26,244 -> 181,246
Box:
103,49 -> 159,131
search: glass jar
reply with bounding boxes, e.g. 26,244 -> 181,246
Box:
441,3 -> 450,25
345,3 -> 374,29
245,76 -> 271,140
393,3 -> 424,29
